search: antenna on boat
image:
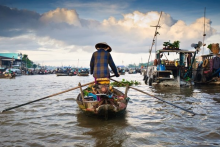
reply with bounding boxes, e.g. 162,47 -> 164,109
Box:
146,11 -> 163,69
202,7 -> 206,55
150,25 -> 161,28
191,41 -> 202,53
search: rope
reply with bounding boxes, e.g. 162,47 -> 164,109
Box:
146,11 -> 163,72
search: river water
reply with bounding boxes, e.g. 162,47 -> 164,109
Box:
0,74 -> 220,147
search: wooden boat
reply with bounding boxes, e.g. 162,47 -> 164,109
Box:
77,68 -> 89,76
68,68 -> 77,76
0,73 -> 15,79
144,47 -> 198,87
56,73 -> 68,76
128,68 -> 137,74
56,67 -> 71,76
0,68 -> 16,78
77,73 -> 89,76
76,80 -> 130,119
194,53 -> 220,85
117,65 -> 126,75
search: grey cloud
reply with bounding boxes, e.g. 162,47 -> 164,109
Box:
0,5 -> 218,55
0,37 -> 41,52
0,5 -> 41,37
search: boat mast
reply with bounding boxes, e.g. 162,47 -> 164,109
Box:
146,11 -> 162,70
202,7 -> 206,55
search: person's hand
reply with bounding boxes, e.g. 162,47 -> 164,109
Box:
116,73 -> 120,77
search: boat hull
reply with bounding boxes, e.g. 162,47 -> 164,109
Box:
76,88 -> 129,117
77,73 -> 89,76
193,54 -> 220,85
68,73 -> 77,76
0,74 -> 15,79
56,73 -> 69,76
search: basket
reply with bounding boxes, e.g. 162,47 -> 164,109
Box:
211,43 -> 219,54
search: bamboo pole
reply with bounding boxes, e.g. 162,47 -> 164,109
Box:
78,82 -> 85,107
110,78 -> 197,115
1,81 -> 95,113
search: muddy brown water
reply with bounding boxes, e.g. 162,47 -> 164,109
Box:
0,74 -> 220,147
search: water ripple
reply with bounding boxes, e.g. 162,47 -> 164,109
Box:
0,74 -> 220,146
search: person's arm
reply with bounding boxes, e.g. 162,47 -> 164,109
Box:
90,53 -> 95,74
108,53 -> 119,77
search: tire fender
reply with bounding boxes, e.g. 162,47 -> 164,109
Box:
149,78 -> 153,86
145,77 -> 148,85
202,59 -> 209,68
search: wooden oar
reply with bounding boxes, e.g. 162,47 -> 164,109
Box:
1,81 -> 95,113
110,78 -> 197,115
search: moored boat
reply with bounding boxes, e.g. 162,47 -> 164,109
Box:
143,41 -> 201,87
0,73 -> 15,79
0,68 -> 17,78
194,43 -> 220,84
128,68 -> 137,74
68,68 -> 77,76
117,65 -> 126,75
56,67 -> 70,76
56,72 -> 69,76
77,68 -> 89,76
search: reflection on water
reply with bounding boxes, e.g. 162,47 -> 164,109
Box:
0,74 -> 220,146
76,112 -> 129,147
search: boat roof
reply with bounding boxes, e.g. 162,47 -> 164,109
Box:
200,53 -> 220,57
117,65 -> 125,68
157,49 -> 195,53
78,68 -> 89,69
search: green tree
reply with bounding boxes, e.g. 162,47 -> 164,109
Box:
33,64 -> 37,69
173,40 -> 180,48
22,54 -> 34,68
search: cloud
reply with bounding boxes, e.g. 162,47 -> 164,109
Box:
103,11 -> 176,28
1,5 -> 218,53
0,5 -> 220,66
60,0 -> 129,17
40,8 -> 82,27
0,5 -> 41,37
0,34 -> 67,53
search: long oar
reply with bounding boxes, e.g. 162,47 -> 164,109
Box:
1,81 -> 95,113
110,78 -> 197,115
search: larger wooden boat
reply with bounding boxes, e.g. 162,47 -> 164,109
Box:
194,53 -> 220,85
55,67 -> 71,76
144,45 -> 199,87
76,79 -> 130,119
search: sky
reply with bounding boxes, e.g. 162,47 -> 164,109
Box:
0,0 -> 220,67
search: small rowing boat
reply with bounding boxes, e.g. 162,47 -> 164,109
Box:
76,78 -> 130,119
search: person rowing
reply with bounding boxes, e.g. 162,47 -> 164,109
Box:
90,42 -> 120,82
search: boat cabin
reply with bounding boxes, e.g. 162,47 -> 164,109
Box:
117,65 -> 126,75
145,49 -> 197,87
